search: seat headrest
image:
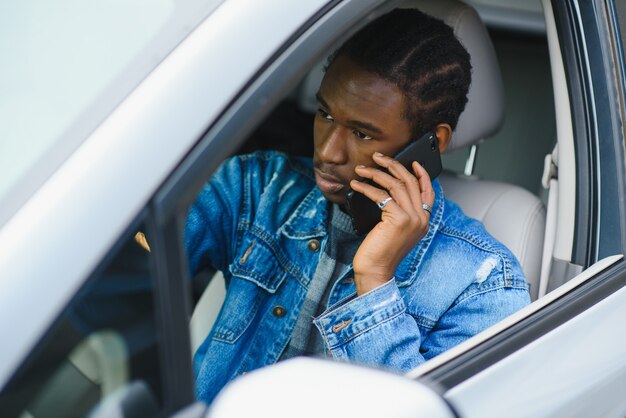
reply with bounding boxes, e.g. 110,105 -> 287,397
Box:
297,0 -> 505,152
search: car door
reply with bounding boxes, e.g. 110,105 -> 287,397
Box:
4,0 -> 624,417
0,0 -> 388,416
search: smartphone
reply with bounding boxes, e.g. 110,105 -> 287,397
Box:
345,131 -> 442,234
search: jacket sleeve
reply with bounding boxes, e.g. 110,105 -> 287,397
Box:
313,275 -> 530,373
184,156 -> 245,276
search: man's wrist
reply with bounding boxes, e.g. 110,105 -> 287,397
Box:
353,272 -> 394,295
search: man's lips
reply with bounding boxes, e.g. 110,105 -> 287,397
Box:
314,168 -> 345,193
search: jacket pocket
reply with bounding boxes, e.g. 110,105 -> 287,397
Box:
228,235 -> 287,293
211,235 -> 287,344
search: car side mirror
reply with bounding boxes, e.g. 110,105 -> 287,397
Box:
206,358 -> 458,418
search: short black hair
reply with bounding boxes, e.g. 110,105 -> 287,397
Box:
328,8 -> 472,138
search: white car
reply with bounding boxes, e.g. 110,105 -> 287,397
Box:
0,0 -> 624,417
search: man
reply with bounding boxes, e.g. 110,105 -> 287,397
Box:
185,8 -> 530,403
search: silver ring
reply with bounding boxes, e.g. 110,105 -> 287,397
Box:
377,196 -> 393,209
422,203 -> 433,215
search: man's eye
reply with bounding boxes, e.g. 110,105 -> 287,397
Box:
317,108 -> 333,121
353,130 -> 373,140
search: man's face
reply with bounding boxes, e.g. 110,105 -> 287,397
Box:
313,56 -> 413,205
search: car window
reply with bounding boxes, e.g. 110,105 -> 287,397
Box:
177,1 -> 625,414
0,0 -> 223,228
148,0 -> 621,409
0,221 -> 164,418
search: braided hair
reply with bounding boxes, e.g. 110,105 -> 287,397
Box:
329,8 -> 472,138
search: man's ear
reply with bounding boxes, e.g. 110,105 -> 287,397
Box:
434,123 -> 452,153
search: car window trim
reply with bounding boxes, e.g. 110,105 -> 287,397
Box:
551,0 -> 597,266
581,0 -> 626,259
553,0 -> 626,265
598,0 -> 626,256
147,212 -> 196,414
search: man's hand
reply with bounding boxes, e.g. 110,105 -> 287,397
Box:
349,152 -> 435,295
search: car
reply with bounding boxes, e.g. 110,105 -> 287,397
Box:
0,0 -> 624,417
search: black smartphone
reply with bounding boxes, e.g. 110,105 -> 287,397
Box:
345,131 -> 442,234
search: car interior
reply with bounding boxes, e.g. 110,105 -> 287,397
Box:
190,0 -> 562,350
5,0 -> 586,416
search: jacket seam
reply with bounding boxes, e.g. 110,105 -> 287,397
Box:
322,280 -> 398,313
453,280 -> 529,306
407,313 -> 437,329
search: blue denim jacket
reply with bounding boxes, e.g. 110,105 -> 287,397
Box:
185,151 -> 530,404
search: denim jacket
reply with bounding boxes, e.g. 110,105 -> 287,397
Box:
185,151 -> 530,404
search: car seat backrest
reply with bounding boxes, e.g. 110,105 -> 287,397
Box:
398,0 -> 505,152
410,0 -> 545,299
439,172 -> 546,300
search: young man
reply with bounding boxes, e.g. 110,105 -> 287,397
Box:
186,9 -> 530,403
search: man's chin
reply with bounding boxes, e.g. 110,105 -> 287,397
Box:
319,189 -> 347,206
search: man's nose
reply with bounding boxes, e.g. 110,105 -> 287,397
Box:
318,125 -> 348,164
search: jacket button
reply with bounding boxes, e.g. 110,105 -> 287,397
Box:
307,239 -> 320,252
273,306 -> 287,318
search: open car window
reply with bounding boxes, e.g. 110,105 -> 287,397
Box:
164,0 -> 574,398
174,0 -> 626,401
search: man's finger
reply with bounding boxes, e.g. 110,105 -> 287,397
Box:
412,161 -> 435,208
349,179 -> 401,212
354,165 -> 414,211
372,152 -> 430,213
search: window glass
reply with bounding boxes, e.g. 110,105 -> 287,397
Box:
0,223 -> 163,418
